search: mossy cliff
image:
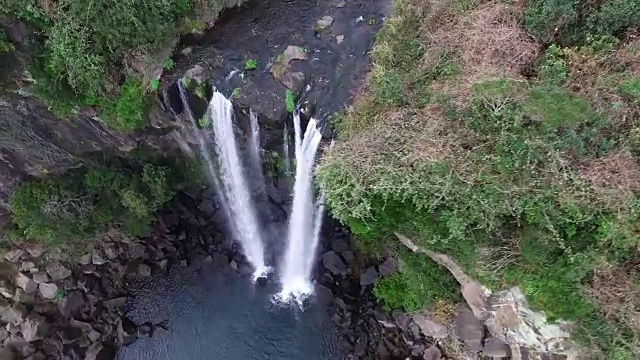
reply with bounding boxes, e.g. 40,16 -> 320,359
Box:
317,0 -> 640,357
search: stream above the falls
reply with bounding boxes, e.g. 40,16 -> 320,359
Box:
116,264 -> 345,360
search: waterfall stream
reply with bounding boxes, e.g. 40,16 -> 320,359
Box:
208,92 -> 269,279
181,88 -> 324,300
279,113 -> 325,301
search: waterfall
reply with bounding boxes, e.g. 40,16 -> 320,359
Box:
208,92 -> 268,279
283,123 -> 291,176
278,112 -> 325,301
248,109 -> 265,190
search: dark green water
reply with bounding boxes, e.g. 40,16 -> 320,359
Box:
116,264 -> 344,360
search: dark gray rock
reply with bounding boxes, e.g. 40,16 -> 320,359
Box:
32,272 -> 48,284
4,249 -> 24,263
423,345 -> 442,360
413,314 -> 447,339
315,285 -> 334,306
20,314 -> 47,342
0,280 -> 15,299
378,257 -> 396,276
198,199 -> 217,215
38,283 -> 58,300
58,291 -> 85,318
137,264 -> 152,277
322,251 -> 347,275
1,304 -> 27,325
360,266 -> 378,286
483,336 -> 511,358
331,238 -> 349,252
45,262 -> 71,281
454,303 -> 484,352
15,273 -> 37,294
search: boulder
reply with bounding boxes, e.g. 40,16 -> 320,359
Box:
315,16 -> 335,30
336,35 -> 345,44
483,336 -> 510,358
322,251 -> 347,275
85,342 -> 103,360
38,283 -> 58,300
19,262 -> 35,272
413,314 -> 447,339
137,264 -> 152,277
1,304 -> 27,325
20,314 -> 47,342
31,272 -> 48,284
359,266 -> 378,286
4,249 -> 24,263
0,280 -> 15,299
45,262 -> 71,281
270,45 -> 308,92
454,304 -> 484,352
378,258 -> 396,276
315,284 -> 334,306
15,273 -> 37,294
13,289 -> 34,304
91,252 -> 107,266
79,254 -> 92,265
24,245 -> 45,258
423,345 -> 442,360
0,297 -> 10,313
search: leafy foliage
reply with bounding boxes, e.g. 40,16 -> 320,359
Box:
102,77 -> 147,132
318,0 -> 640,356
3,0 -> 226,130
524,0 -> 640,45
285,89 -> 296,112
244,59 -> 258,71
10,152 -> 199,246
0,29 -> 15,53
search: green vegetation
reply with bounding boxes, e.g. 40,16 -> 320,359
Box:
285,89 -> 296,112
232,87 -> 241,98
245,59 -> 258,71
163,58 -> 175,70
0,29 -> 15,53
9,150 -> 200,248
318,0 -> 640,357
2,0 -> 227,130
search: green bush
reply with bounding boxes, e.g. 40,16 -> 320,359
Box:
3,0 -> 223,129
538,45 -> 569,84
0,29 -> 15,53
102,77 -> 147,132
524,0 -> 640,45
10,153 -> 196,246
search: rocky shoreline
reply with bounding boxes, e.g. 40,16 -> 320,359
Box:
0,184 -> 444,360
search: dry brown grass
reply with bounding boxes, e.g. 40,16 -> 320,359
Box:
564,37 -> 640,124
587,261 -> 640,350
331,105 -> 460,181
579,149 -> 640,210
421,1 -> 540,105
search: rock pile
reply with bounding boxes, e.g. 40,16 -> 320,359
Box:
0,187 -> 254,359
316,223 -> 440,359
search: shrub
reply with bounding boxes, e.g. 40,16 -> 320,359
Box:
318,0 -> 640,356
3,0 -> 225,129
0,29 -> 15,53
538,44 -> 569,84
10,153 -> 195,247
102,77 -> 147,132
46,21 -> 106,98
524,0 -> 640,45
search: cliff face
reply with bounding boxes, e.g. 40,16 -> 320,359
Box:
0,0 -> 254,226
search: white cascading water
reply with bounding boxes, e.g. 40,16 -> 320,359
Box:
207,91 -> 269,279
278,112 -> 325,301
248,109 -> 265,189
